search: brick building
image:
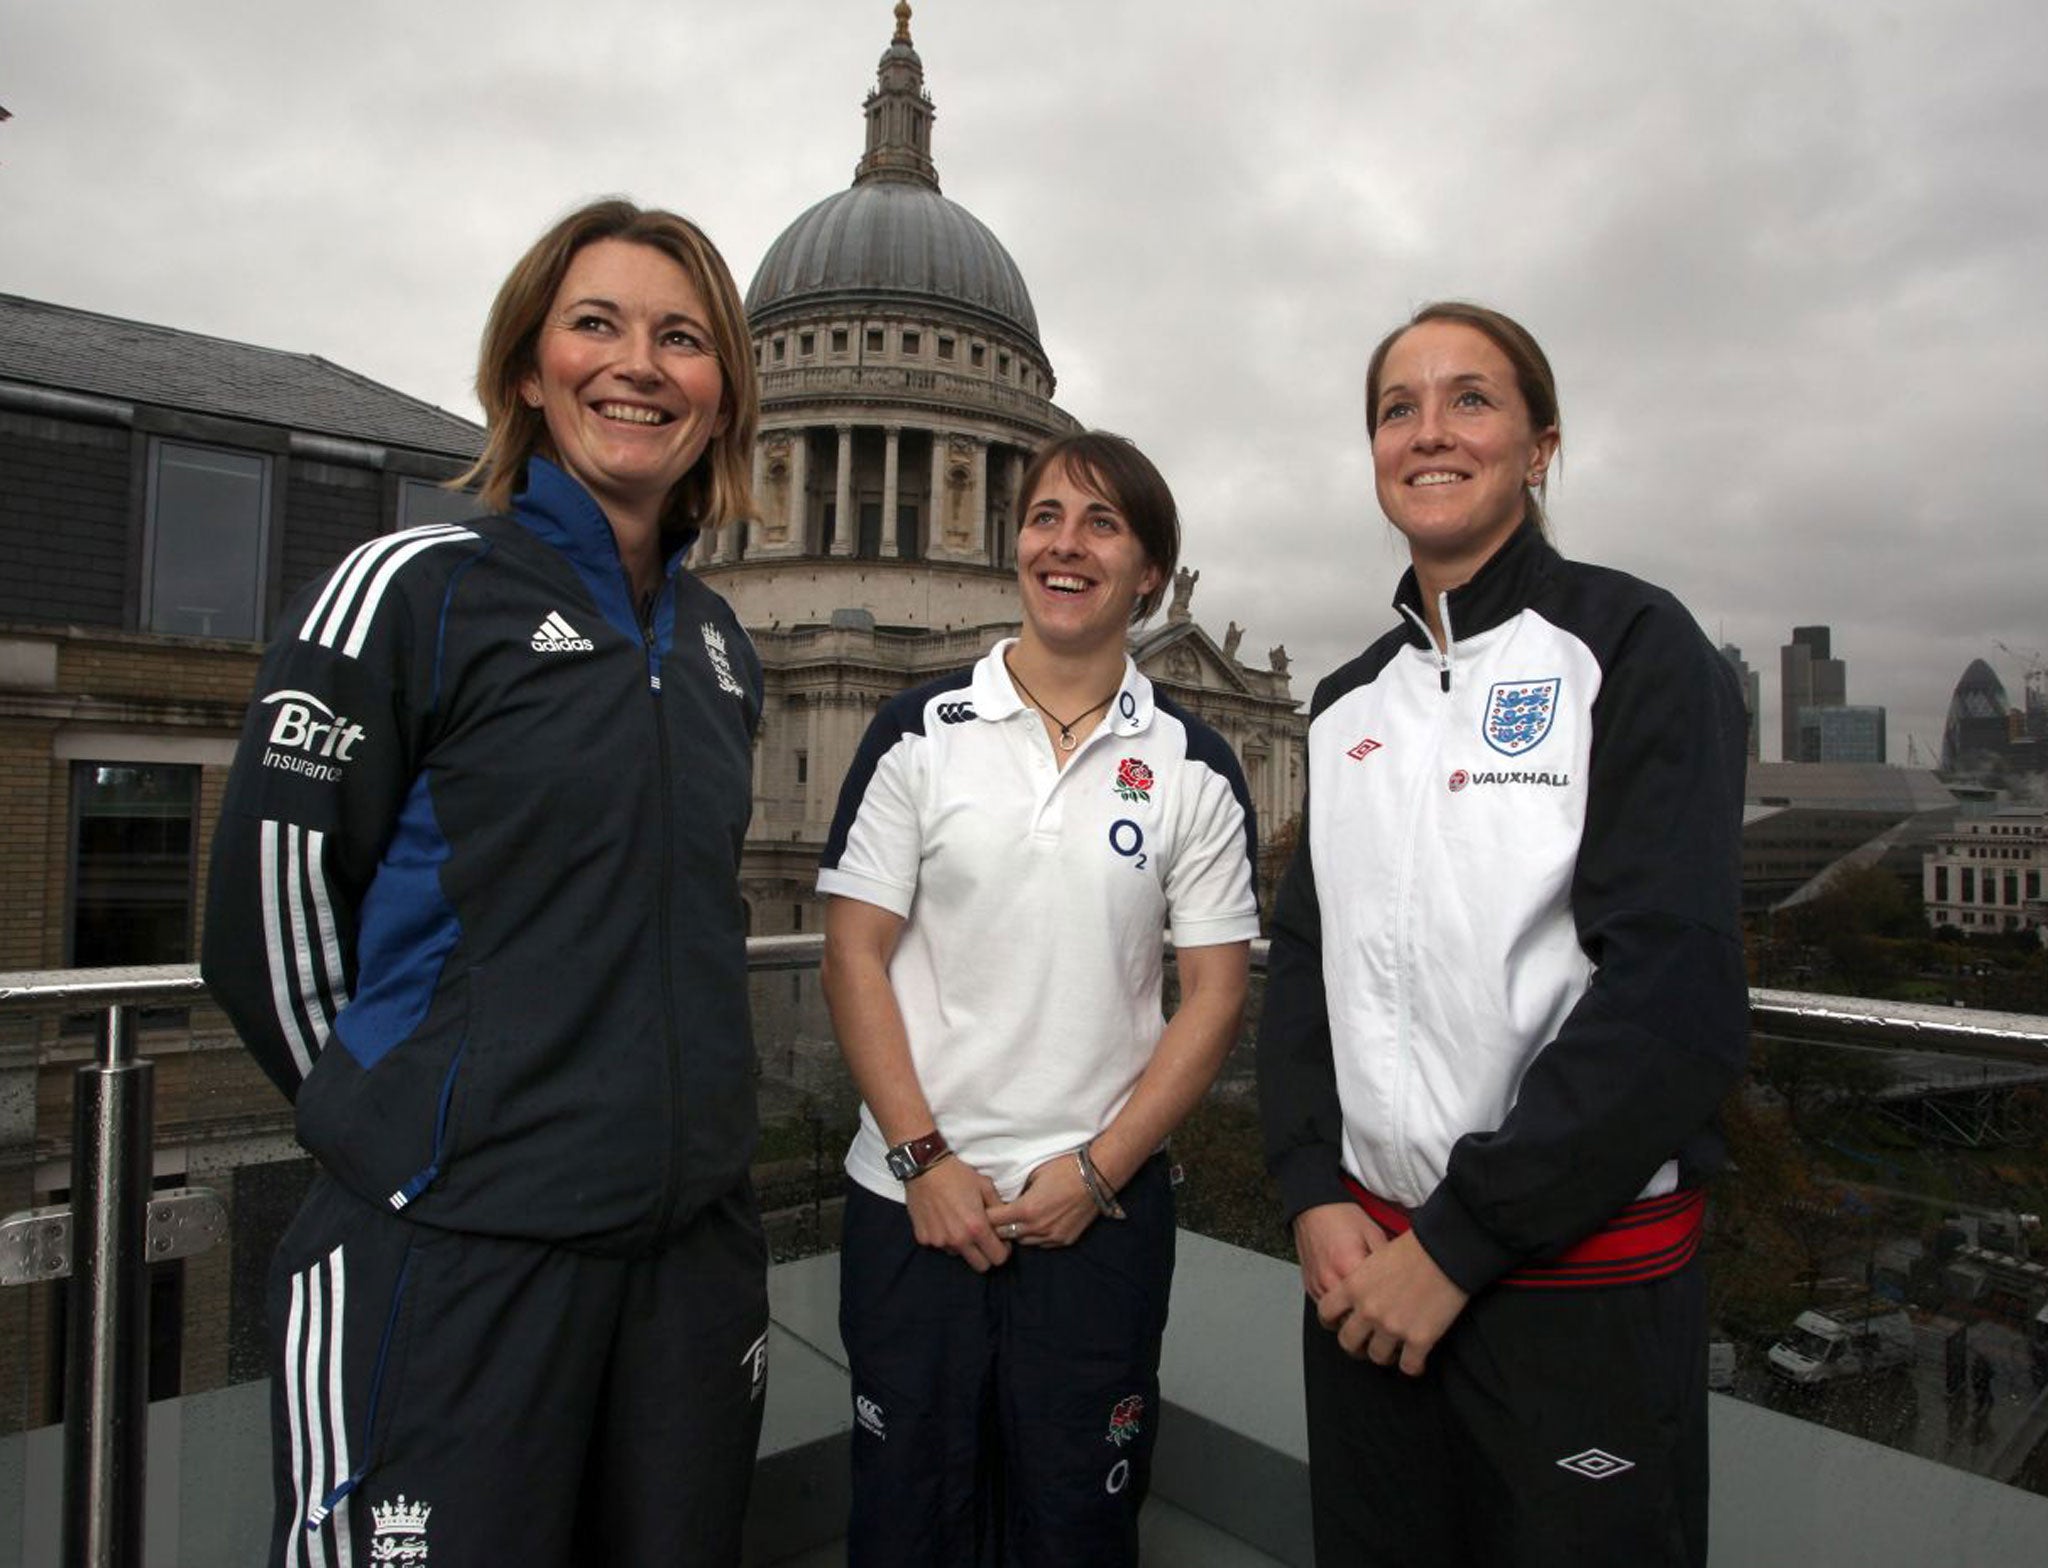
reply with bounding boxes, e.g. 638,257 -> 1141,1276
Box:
0,293 -> 479,1431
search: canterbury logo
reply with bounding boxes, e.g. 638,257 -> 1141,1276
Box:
531,611 -> 594,653
937,702 -> 976,724
1347,737 -> 1383,761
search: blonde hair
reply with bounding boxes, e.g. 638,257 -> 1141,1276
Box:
458,198 -> 759,542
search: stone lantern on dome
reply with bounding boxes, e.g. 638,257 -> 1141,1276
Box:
695,1 -> 1079,637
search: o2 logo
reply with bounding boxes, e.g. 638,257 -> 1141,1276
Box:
1109,817 -> 1147,871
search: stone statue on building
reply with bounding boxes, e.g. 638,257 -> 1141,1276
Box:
1269,644 -> 1290,675
1224,621 -> 1243,661
1168,566 -> 1199,624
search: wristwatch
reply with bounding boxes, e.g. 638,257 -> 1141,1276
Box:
885,1128 -> 951,1181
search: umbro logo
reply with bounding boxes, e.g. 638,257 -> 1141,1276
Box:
530,611 -> 594,653
937,702 -> 976,724
1556,1448 -> 1634,1480
1346,737 -> 1382,761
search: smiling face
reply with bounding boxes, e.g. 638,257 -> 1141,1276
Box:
519,238 -> 729,535
1370,319 -> 1558,577
1014,461 -> 1164,657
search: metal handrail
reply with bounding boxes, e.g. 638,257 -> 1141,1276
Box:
4,952 -> 2045,1566
7,953 -> 2046,1057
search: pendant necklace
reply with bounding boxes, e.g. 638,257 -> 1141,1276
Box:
1004,655 -> 1118,753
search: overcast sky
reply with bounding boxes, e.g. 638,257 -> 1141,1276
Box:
6,0 -> 2044,764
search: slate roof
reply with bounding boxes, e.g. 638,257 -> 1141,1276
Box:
0,293 -> 482,459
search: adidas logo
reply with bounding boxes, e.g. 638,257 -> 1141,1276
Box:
530,610 -> 594,653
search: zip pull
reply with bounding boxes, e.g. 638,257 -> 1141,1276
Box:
642,617 -> 662,691
1398,599 -> 1454,694
1436,590 -> 1456,693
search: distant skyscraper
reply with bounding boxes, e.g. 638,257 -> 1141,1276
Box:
1797,704 -> 1887,764
1780,624 -> 1847,761
1719,643 -> 1761,761
1941,659 -> 2011,771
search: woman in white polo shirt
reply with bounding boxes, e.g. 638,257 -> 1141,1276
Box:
818,430 -> 1261,1567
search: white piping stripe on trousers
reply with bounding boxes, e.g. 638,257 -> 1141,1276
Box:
301,526 -> 472,654
303,1267 -> 328,1545
324,1249 -> 355,1565
283,1269 -> 312,1567
260,823 -> 317,1082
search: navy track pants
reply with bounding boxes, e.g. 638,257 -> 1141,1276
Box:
839,1156 -> 1175,1568
265,1173 -> 769,1568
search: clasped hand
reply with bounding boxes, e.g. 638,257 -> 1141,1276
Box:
905,1152 -> 1100,1273
1294,1202 -> 1470,1376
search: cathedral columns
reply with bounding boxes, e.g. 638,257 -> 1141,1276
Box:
787,425 -> 810,548
968,437 -> 988,564
745,439 -> 767,559
881,425 -> 901,558
831,424 -> 855,556
927,427 -> 949,557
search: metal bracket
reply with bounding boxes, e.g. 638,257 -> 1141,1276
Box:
0,1187 -> 228,1287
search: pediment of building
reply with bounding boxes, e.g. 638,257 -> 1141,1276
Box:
1133,621 -> 1257,699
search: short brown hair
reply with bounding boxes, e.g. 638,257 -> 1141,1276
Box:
1365,301 -> 1562,531
1013,431 -> 1180,624
458,198 -> 759,542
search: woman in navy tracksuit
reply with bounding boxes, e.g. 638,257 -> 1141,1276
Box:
204,200 -> 768,1568
1258,302 -> 1748,1567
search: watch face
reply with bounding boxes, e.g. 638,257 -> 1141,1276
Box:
886,1149 -> 915,1180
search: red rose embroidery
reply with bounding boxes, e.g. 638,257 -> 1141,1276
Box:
1114,757 -> 1154,803
1106,1393 -> 1145,1446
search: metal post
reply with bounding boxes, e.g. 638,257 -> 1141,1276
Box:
62,1002 -> 154,1568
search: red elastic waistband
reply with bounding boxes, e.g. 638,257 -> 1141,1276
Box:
1340,1174 -> 1704,1290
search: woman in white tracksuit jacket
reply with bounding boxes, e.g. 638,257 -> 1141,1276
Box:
1258,301 -> 1748,1568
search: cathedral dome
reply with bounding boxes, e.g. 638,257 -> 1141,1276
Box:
743,2 -> 1042,351
746,181 -> 1041,346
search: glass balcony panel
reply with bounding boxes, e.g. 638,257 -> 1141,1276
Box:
4,952 -> 2047,1566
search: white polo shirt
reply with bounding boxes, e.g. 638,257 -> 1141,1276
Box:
818,640 -> 1262,1202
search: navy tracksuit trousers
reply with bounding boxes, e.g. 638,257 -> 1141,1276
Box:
264,1173 -> 769,1568
1302,1259 -> 1709,1567
839,1157 -> 1176,1568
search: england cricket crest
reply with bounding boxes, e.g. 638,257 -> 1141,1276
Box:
1483,678 -> 1560,757
369,1495 -> 431,1564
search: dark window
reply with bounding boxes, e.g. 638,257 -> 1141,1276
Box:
398,478 -> 478,529
902,331 -> 921,355
970,344 -> 986,368
796,751 -> 808,786
1934,866 -> 1949,902
832,329 -> 849,353
773,337 -> 786,362
144,441 -> 270,639
70,763 -> 196,967
938,336 -> 955,361
866,328 -> 885,353
799,332 -> 815,356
